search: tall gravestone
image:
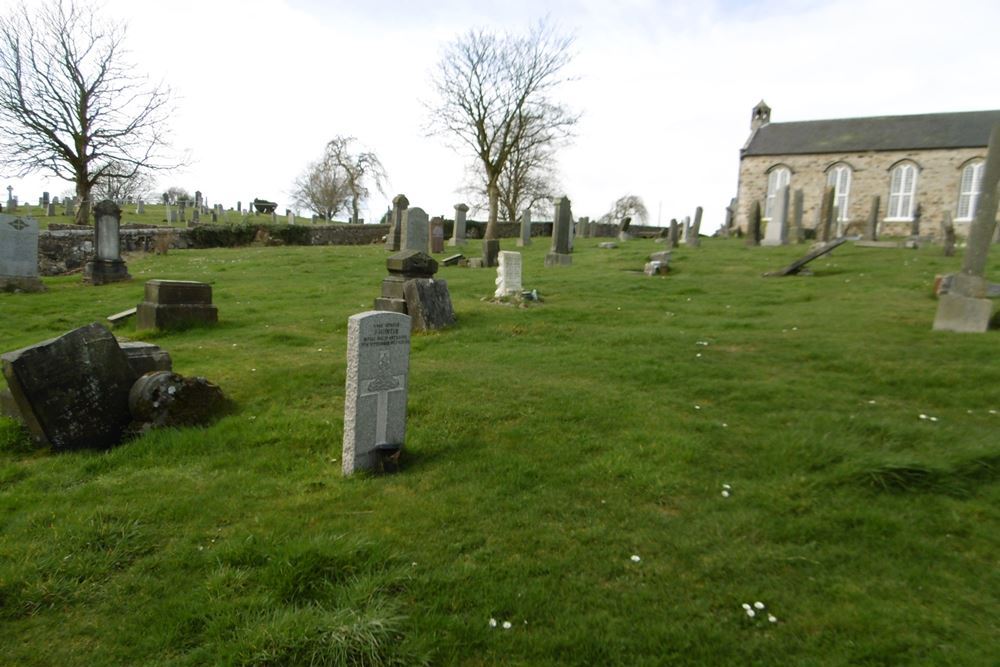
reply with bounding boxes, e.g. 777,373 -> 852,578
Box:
430,217 -> 445,253
1,323 -> 135,450
762,186 -> 789,246
178,199 -> 187,222
401,206 -> 429,253
578,216 -> 590,239
746,201 -> 762,246
386,194 -> 408,251
64,198 -> 75,217
136,200 -> 145,215
342,311 -> 411,475
41,192 -> 49,207
545,196 -> 573,267
933,123 -> 1000,332
0,215 -> 45,292
941,212 -> 956,257
517,209 -> 532,247
669,219 -> 680,248
865,195 -> 880,241
687,207 -> 703,247
494,251 -> 523,298
682,216 -> 691,243
83,200 -> 130,285
5,185 -> 14,211
791,189 -> 805,243
818,186 -> 835,242
450,203 -> 468,246
46,203 -> 56,217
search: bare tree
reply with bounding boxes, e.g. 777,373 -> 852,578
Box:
427,19 -> 578,240
162,186 -> 191,205
290,157 -> 350,221
600,195 -> 650,225
324,136 -> 387,224
0,0 -> 175,225
92,160 -> 155,203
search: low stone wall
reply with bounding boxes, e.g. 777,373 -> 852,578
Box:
306,224 -> 389,245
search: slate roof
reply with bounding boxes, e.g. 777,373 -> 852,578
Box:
742,109 -> 1000,157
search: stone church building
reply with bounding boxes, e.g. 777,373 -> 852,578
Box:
734,101 -> 1000,238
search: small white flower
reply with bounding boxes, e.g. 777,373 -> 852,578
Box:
722,484 -> 731,490
251,368 -> 256,372
754,601 -> 765,610
746,609 -> 756,618
741,603 -> 752,611
630,555 -> 641,562
989,409 -> 997,415
722,423 -> 728,428
868,400 -> 876,405
694,405 -> 701,410
929,416 -> 938,422
232,343 -> 238,347
721,490 -> 730,498
768,614 -> 778,623
502,621 -> 512,630
489,618 -> 497,628
792,326 -> 798,331
919,414 -> 928,420
696,353 -> 702,358
317,348 -> 323,352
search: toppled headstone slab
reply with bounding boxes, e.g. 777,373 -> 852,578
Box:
1,323 -> 134,449
403,278 -> 456,331
128,371 -> 227,430
119,341 -> 173,377
343,311 -> 411,475
763,237 -> 850,277
136,279 -> 218,331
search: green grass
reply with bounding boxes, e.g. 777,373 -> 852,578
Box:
1,237 -> 998,665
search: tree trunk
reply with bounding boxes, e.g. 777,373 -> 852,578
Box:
75,180 -> 91,226
485,181 -> 500,240
351,196 -> 359,224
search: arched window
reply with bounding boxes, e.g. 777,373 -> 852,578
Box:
887,162 -> 919,220
826,164 -> 852,222
957,160 -> 984,221
764,166 -> 790,219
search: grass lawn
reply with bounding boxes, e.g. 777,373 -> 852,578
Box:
1,236 -> 998,665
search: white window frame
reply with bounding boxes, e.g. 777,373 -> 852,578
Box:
764,167 -> 790,220
886,162 -> 919,221
826,164 -> 852,222
956,161 -> 984,222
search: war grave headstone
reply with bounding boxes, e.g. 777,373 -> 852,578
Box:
430,217 -> 445,253
1,323 -> 135,450
518,209 -> 532,247
83,200 -> 131,285
0,214 -> 45,292
762,186 -> 789,246
386,194 -> 408,251
494,251 -> 523,298
401,206 -> 429,253
687,207 -> 703,247
136,280 -> 219,331
933,124 -> 1000,333
342,310 -> 411,475
545,196 -> 573,267
450,203 -> 468,246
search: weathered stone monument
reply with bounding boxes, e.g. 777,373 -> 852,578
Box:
865,196 -> 880,241
494,251 -> 523,298
178,199 -> 187,222
791,190 -> 805,244
687,207 -> 703,247
746,201 -> 762,247
450,203 -> 468,246
5,185 -> 14,211
617,216 -> 632,242
386,194 -> 408,252
0,215 -> 45,292
517,209 -> 532,247
64,197 -> 75,217
136,280 -> 219,331
83,200 -> 131,285
578,216 -> 590,239
430,217 -> 445,253
482,237 -> 500,268
401,206 -> 429,253
933,124 -> 1000,333
942,212 -> 956,257
374,250 -> 455,330
136,200 -> 145,215
46,203 -> 55,217
818,186 -> 836,242
545,196 -> 573,267
762,187 -> 789,246
669,219 -> 680,248
342,310 -> 411,476
1,323 -> 135,450
287,211 -> 295,225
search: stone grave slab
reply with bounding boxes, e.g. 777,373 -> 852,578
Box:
495,251 -> 523,298
343,311 -> 411,475
0,214 -> 45,292
763,237 -> 850,277
119,341 -> 173,376
0,323 -> 135,449
136,280 -> 218,331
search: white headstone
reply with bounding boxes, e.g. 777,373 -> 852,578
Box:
494,251 -> 523,298
342,311 -> 411,475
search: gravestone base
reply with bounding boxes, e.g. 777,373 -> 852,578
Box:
374,297 -> 408,314
119,341 -> 173,377
380,275 -> 407,299
83,259 -> 131,285
0,276 -> 45,293
403,278 -> 455,331
544,252 -> 573,267
933,294 -> 994,333
618,232 -> 632,242
482,239 -> 500,268
136,304 -> 218,331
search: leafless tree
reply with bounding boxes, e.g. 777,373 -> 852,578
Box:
92,160 -> 155,202
290,157 -> 350,221
162,186 -> 191,204
600,195 -> 650,225
324,136 -> 387,224
427,19 -> 578,240
0,0 -> 176,225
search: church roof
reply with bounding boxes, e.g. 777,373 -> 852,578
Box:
743,109 -> 1000,156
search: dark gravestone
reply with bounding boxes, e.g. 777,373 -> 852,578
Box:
136,280 -> 218,331
746,202 -> 761,247
442,253 -> 465,266
119,341 -> 173,376
818,186 -> 835,242
763,237 -> 850,277
482,239 -> 500,268
669,219 -> 680,248
865,195 -> 880,241
403,278 -> 456,332
942,212 -> 956,257
0,323 -> 134,449
83,200 -> 131,285
128,371 -> 227,430
375,249 -> 437,313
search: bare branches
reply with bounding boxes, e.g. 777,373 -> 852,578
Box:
0,0 -> 176,223
600,195 -> 650,225
323,136 -> 387,224
290,157 -> 350,221
427,19 -> 578,239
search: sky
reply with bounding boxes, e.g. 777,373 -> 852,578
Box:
3,0 -> 1000,231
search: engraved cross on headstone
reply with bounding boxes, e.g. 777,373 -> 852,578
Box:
361,351 -> 405,445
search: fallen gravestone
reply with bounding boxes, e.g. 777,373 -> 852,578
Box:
342,310 -> 410,475
763,237 -> 851,277
1,323 -> 135,449
442,253 -> 465,266
136,280 -> 218,331
128,371 -> 227,431
0,214 -> 45,292
403,279 -> 456,331
118,341 -> 173,376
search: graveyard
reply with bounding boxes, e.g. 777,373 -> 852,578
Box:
0,230 -> 997,665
